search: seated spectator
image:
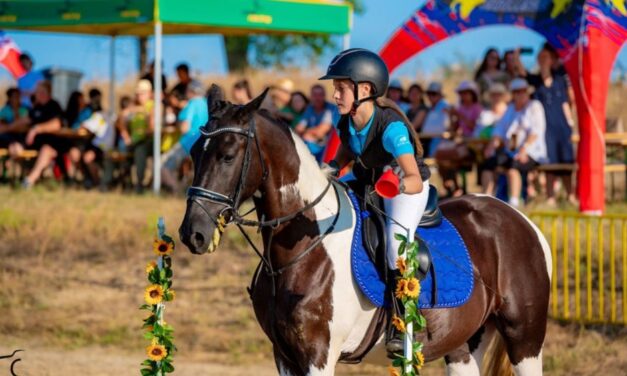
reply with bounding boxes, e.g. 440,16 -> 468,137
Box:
171,63 -> 191,96
0,88 -> 29,148
119,79 -> 155,194
65,91 -> 92,129
232,79 -> 252,105
406,83 -> 428,132
295,84 -> 336,161
386,79 -> 409,112
17,81 -> 65,188
17,53 -> 45,108
481,78 -> 547,207
524,43 -> 576,206
474,48 -> 508,104
474,83 -> 508,139
287,91 -> 308,128
263,78 -> 294,124
161,80 -> 208,193
451,80 -> 482,137
421,81 -> 450,156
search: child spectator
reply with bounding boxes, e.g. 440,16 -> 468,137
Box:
0,88 -> 29,148
406,83 -> 428,132
451,80 -> 482,137
78,89 -> 114,188
287,91 -> 309,128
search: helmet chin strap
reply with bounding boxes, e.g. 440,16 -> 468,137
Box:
351,81 -> 377,115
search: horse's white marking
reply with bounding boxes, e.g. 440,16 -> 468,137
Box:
470,194 -> 553,282
470,324 -> 496,371
446,359 -> 480,376
279,183 -> 299,205
513,352 -> 543,376
278,362 -> 294,376
288,132 -> 376,372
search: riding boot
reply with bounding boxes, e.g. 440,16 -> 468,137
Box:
386,269 -> 404,357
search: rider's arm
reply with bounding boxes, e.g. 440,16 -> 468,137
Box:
382,121 -> 424,194
333,142 -> 354,168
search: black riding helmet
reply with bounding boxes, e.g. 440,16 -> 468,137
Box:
319,48 -> 389,109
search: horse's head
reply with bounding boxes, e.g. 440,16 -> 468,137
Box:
179,84 -> 269,254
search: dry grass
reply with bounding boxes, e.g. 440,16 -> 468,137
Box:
0,188 -> 626,375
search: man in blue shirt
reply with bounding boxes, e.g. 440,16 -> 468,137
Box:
17,54 -> 45,108
161,80 -> 208,193
295,84 -> 338,161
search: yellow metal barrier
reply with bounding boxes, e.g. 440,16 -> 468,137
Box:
530,212 -> 627,325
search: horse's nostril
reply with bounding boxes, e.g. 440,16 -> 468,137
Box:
191,232 -> 205,248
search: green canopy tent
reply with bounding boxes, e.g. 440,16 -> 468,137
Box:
0,0 -> 352,192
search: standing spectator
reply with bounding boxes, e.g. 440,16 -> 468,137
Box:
406,83 -> 428,132
286,91 -> 309,128
525,43 -> 576,206
17,53 -> 45,108
231,79 -> 253,105
141,61 -> 167,93
295,84 -> 336,161
451,80 -> 482,137
482,78 -> 547,207
171,63 -> 191,96
0,88 -> 29,148
386,79 -> 409,112
474,48 -> 508,104
18,81 -> 65,188
119,79 -> 155,193
502,49 -> 527,81
161,80 -> 208,193
421,81 -> 450,156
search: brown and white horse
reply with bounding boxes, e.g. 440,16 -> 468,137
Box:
179,87 -> 552,376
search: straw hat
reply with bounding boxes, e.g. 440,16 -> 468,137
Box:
273,78 -> 294,94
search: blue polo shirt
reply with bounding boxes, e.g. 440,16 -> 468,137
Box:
178,97 -> 209,154
340,109 -> 414,158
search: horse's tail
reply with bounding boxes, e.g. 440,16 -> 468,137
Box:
482,334 -> 514,376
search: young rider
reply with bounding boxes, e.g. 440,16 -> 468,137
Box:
319,48 -> 431,355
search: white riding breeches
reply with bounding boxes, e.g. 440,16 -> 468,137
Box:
383,179 -> 430,270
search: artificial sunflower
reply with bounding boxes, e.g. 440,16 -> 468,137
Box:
144,284 -> 164,305
396,257 -> 407,275
404,277 -> 421,299
146,342 -> 168,361
391,314 -> 406,333
145,261 -> 157,274
414,351 -> 425,370
395,278 -> 407,299
388,366 -> 400,376
166,289 -> 176,302
153,239 -> 174,256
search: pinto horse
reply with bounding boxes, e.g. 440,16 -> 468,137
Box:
179,86 -> 552,376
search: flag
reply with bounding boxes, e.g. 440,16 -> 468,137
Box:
0,31 -> 25,78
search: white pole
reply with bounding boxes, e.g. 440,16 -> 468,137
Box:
342,33 -> 350,50
153,21 -> 163,194
108,36 -> 116,121
404,229 -> 413,374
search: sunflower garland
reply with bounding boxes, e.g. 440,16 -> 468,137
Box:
390,233 -> 428,375
140,218 -> 177,376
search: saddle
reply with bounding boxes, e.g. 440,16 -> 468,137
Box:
347,182 -> 441,299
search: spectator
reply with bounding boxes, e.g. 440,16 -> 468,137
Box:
285,91 -> 308,129
18,81 -> 65,188
65,91 -> 92,129
474,82 -> 508,139
295,84 -> 336,161
482,78 -> 547,207
232,79 -> 252,105
17,53 -> 45,108
171,63 -> 191,96
525,43 -> 576,206
421,81 -> 450,156
386,79 -> 409,112
161,80 -> 208,193
141,61 -> 167,93
263,78 -> 294,123
119,79 -> 155,194
451,80 -> 482,137
0,88 -> 29,149
406,83 -> 428,132
474,48 -> 508,104
502,49 -> 526,81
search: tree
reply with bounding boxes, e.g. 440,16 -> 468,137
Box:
224,0 -> 364,72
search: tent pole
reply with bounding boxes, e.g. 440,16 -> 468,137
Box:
342,33 -> 350,50
109,36 -> 116,121
153,21 -> 163,194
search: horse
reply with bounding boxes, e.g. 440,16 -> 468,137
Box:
179,85 -> 552,376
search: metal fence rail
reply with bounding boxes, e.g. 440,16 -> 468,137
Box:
529,212 -> 627,325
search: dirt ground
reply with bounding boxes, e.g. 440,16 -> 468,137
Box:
1,188 -> 626,375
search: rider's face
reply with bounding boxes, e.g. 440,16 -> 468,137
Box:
332,79 -> 354,115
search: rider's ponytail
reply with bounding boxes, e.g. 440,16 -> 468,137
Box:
374,97 -> 425,157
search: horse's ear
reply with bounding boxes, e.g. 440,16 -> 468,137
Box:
244,87 -> 269,112
206,84 -> 225,112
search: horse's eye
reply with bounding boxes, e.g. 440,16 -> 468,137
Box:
223,155 -> 235,164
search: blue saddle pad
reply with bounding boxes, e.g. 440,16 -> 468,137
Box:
348,191 -> 474,309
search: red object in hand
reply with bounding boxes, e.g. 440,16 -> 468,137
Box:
375,169 -> 400,199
